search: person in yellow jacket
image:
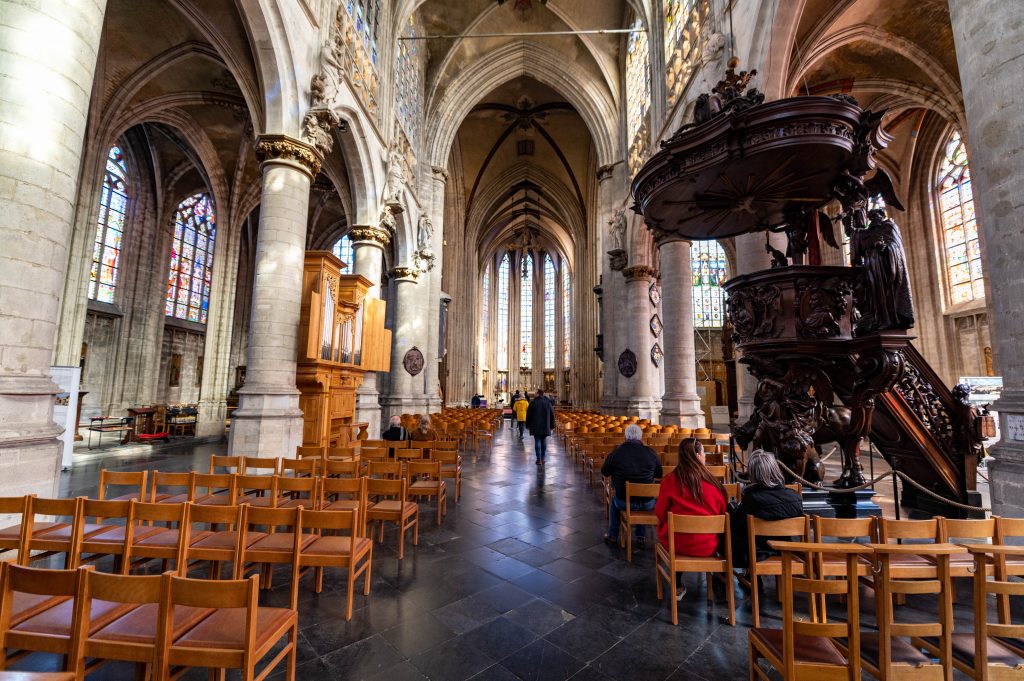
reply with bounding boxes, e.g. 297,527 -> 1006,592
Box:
513,393 -> 529,439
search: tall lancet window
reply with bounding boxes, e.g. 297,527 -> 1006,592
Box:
663,0 -> 704,110
543,254 -> 556,367
332,234 -> 354,270
497,254 -> 510,371
938,131 -> 984,304
88,145 -> 128,303
344,0 -> 381,64
562,262 -> 571,367
395,13 -> 424,148
481,261 -> 490,367
625,14 -> 651,176
691,240 -> 727,328
166,193 -> 216,323
520,253 -> 534,369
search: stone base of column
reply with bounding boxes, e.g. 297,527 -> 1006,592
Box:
355,381 -> 382,439
0,376 -> 63,498
426,397 -> 443,414
196,400 -> 228,439
229,388 -> 303,458
618,397 -> 662,422
380,396 -> 431,424
988,391 -> 1024,517
660,395 -> 706,428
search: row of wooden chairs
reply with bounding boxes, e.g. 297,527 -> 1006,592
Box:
0,564 -> 297,680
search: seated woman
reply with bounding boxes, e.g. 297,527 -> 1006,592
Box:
728,449 -> 804,570
410,415 -> 439,441
655,437 -> 727,598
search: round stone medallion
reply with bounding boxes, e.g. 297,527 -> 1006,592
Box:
618,349 -> 638,378
403,347 -> 425,376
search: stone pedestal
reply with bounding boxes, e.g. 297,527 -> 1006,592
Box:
229,137 -> 320,457
658,239 -> 705,427
350,226 -> 389,437
618,266 -> 661,420
949,0 -> 1024,517
0,0 -> 108,496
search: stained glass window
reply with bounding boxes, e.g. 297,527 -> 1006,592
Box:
562,260 -> 571,368
344,0 -> 381,65
481,261 -> 490,368
88,146 -> 128,303
497,254 -> 510,371
332,234 -> 354,269
626,14 -> 651,176
520,253 -> 533,369
937,131 -> 984,304
543,254 -> 556,368
165,193 -> 216,323
663,0 -> 703,110
691,240 -> 727,328
395,14 -> 424,147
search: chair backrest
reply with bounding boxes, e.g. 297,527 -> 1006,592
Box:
296,445 -> 324,461
878,518 -> 940,543
433,440 -> 458,451
324,459 -> 359,477
277,476 -> 318,506
188,501 -> 244,530
243,505 -> 301,534
0,496 -> 31,563
367,460 -> 403,479
366,477 -> 406,501
327,446 -> 358,461
241,456 -> 279,475
98,470 -> 148,500
194,473 -> 236,499
784,483 -> 802,497
706,465 -> 728,481
429,449 -> 459,465
967,545 -> 1024,643
940,516 -> 996,543
665,513 -> 729,563
162,574 -> 260,660
406,460 -> 441,481
280,457 -> 320,477
722,482 -> 741,504
749,516 -> 811,552
129,502 -> 191,571
209,455 -> 241,474
235,474 -> 278,500
624,482 -> 660,506
362,440 -> 387,449
150,471 -> 195,502
395,448 -> 423,462
27,496 -> 84,557
300,508 -> 358,535
0,563 -> 81,630
359,447 -> 388,463
320,476 -> 365,500
82,498 -> 132,528
81,568 -> 165,617
995,517 -> 1024,577
813,516 -> 877,543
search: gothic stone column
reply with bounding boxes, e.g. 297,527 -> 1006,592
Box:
229,136 -> 320,457
658,239 -> 705,427
949,0 -> 1024,516
0,0 -> 107,495
618,266 -> 662,420
424,167 -> 447,413
380,267 -> 425,422
350,225 -> 389,436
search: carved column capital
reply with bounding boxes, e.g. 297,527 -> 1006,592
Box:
349,225 -> 392,248
622,265 -> 657,282
390,266 -> 419,282
255,134 -> 323,177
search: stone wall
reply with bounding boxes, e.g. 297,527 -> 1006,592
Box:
156,325 -> 205,406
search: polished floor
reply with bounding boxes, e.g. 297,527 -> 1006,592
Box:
18,424 -> 991,680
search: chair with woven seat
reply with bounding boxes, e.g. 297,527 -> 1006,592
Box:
618,482 -> 659,563
158,573 -> 297,681
128,502 -> 191,574
298,509 -> 372,620
654,512 -> 735,626
365,478 -> 418,560
738,515 -> 811,628
863,543 -> 963,681
405,460 -> 447,526
150,471 -> 195,504
186,503 -> 250,579
97,470 -> 148,502
748,541 -> 868,681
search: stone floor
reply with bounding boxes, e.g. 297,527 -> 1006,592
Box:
13,425 -> 999,680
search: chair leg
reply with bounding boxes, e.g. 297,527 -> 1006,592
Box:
670,572 -> 679,625
287,623 -> 297,681
706,573 -> 713,604
656,563 -> 664,601
397,521 -> 405,560
315,566 -> 324,593
363,549 -> 373,595
346,564 -> 356,620
750,573 -> 761,628
725,572 -> 736,626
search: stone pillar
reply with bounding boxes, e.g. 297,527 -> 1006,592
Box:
658,239 -> 705,427
349,225 -> 389,437
381,267 -> 424,421
618,266 -> 661,420
0,0 -> 107,495
949,0 -> 1024,516
423,168 -> 447,413
229,136 -> 321,457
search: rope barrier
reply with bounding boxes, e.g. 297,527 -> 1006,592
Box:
893,469 -> 991,514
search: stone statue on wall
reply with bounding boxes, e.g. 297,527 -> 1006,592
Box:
850,208 -> 915,335
416,215 -> 434,253
951,383 -> 984,489
385,142 -> 406,209
608,209 -> 626,252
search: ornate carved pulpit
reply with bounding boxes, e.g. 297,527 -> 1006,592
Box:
297,252 -> 390,449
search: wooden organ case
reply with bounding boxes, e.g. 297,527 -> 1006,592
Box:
297,252 -> 391,448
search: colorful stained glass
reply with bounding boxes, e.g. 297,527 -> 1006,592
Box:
481,261 -> 490,369
663,1 -> 704,110
87,146 -> 128,303
497,254 -> 510,371
937,131 -> 985,304
543,254 -> 556,368
691,240 -> 727,328
626,14 -> 651,176
166,193 -> 216,322
520,253 -> 533,369
395,14 -> 424,148
562,261 -> 571,368
332,234 -> 354,269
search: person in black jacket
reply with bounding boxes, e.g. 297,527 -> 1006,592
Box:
601,424 -> 663,547
729,449 -> 804,569
381,416 -> 409,442
524,388 -> 555,465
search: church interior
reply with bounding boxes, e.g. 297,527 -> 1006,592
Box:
0,0 -> 1023,678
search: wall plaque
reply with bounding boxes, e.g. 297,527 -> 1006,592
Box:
618,349 -> 637,378
403,347 -> 425,376
1007,414 -> 1024,442
650,314 -> 663,338
651,343 -> 663,367
649,282 -> 661,306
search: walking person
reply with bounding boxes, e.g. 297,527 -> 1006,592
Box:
513,393 -> 529,439
525,388 -> 555,465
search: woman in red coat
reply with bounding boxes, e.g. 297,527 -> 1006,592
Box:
655,438 -> 726,558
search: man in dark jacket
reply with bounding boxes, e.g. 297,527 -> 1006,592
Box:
729,449 -> 804,568
601,424 -> 662,546
381,416 -> 409,442
524,388 -> 555,465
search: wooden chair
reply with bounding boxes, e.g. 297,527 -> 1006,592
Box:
405,460 -> 447,526
280,457 -> 319,478
785,483 -> 803,497
940,516 -> 996,600
395,447 -> 424,465
193,472 -> 237,506
186,503 -> 249,579
0,498 -> 31,564
128,502 -> 191,574
863,543 -> 962,681
738,515 -> 811,628
276,475 -> 319,509
158,574 -> 297,681
618,482 -> 659,563
705,465 -> 729,482
654,512 -> 735,626
430,449 -> 463,502
722,483 -> 741,504
150,471 -> 195,504
240,456 -> 279,476
298,509 -> 372,620
237,506 -> 306,598
748,541 -> 867,681
0,563 -> 86,672
326,445 -> 358,461
234,474 -> 279,508
78,499 -> 149,573
359,447 -> 388,472
320,477 -> 368,534
367,460 -> 404,480
23,497 -> 86,569
812,516 -> 876,620
323,459 -> 359,478
994,517 -> 1024,622
208,455 -> 242,475
97,470 -> 148,502
878,518 -> 941,604
365,478 -> 418,560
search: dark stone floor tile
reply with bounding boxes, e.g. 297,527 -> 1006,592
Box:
484,557 -> 536,581
469,664 -> 522,681
433,592 -> 503,633
539,557 -> 595,582
488,537 -> 535,556
366,660 -> 431,681
499,638 -> 585,681
381,611 -> 457,657
320,634 -> 403,680
566,666 -> 614,681
411,635 -> 495,681
543,615 -> 620,663
475,582 -> 536,613
516,546 -> 562,567
511,568 -> 565,595
460,615 -> 538,660
591,639 -> 683,680
504,598 -> 576,635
